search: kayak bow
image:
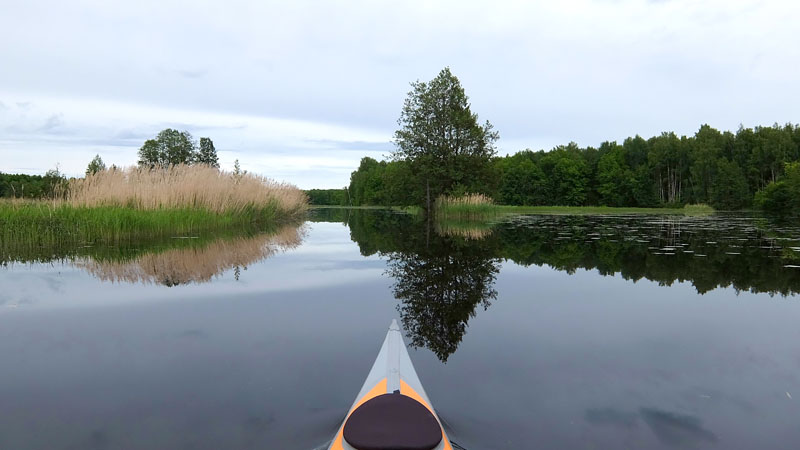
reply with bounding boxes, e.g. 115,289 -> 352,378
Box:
328,320 -> 452,450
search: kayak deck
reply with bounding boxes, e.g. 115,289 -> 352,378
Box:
328,320 -> 452,450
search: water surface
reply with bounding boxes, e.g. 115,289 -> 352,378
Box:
2,210 -> 799,449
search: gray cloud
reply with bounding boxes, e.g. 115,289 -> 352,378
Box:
175,69 -> 209,79
307,139 -> 393,153
1,0 -> 798,186
38,113 -> 65,133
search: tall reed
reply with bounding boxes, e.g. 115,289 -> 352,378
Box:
435,193 -> 498,220
66,165 -> 307,218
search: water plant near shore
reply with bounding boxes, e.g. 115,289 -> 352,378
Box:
434,193 -> 715,219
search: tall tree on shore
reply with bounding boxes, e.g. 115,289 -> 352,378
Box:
393,67 -> 498,211
196,137 -> 219,167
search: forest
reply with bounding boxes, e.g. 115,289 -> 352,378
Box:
338,123 -> 800,212
0,170 -> 66,199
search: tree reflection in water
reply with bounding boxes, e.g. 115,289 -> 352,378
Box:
386,234 -> 500,362
315,208 -> 502,362
309,208 -> 800,361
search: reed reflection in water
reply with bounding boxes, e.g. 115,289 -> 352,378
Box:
72,225 -> 305,286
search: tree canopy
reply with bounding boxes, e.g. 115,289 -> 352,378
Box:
137,129 -> 219,168
393,67 -> 498,210
197,137 -> 220,168
86,154 -> 106,175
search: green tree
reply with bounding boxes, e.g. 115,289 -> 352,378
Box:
710,159 -> 749,210
86,154 -> 106,175
690,125 -> 724,204
196,137 -> 219,167
755,162 -> 800,214
43,166 -> 67,198
596,144 -> 634,206
349,157 -> 387,205
541,145 -> 589,206
382,160 -> 422,206
498,156 -> 548,205
137,129 -> 197,168
648,132 -> 688,205
393,67 -> 498,210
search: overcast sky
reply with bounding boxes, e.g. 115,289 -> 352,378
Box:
1,0 -> 798,188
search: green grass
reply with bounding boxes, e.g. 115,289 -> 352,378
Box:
0,201 -> 292,249
310,205 -> 410,211
681,204 -> 716,215
310,203 -> 717,217
436,204 -> 716,217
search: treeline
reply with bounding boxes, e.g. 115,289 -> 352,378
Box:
305,188 -> 348,206
347,123 -> 800,211
0,170 -> 67,199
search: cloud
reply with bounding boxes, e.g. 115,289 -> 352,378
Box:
38,113 -> 65,133
175,69 -> 208,79
0,92 -> 389,187
1,0 -> 798,185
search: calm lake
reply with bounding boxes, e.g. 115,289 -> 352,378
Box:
2,209 -> 800,449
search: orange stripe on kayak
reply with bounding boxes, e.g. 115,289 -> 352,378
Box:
400,379 -> 452,450
329,378 -> 388,450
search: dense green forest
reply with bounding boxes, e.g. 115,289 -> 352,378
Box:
0,170 -> 67,199
347,123 -> 800,212
305,188 -> 348,206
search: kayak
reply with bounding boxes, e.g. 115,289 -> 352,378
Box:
328,320 -> 452,450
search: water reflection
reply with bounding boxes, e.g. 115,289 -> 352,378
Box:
386,237 -> 500,362
585,407 -> 718,446
310,208 -> 800,361
73,225 -> 304,286
311,209 -> 501,362
310,209 -> 800,296
1,224 -> 305,286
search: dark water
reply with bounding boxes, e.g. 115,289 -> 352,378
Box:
2,210 -> 800,449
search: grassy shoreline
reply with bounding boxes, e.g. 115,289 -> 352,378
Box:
0,201 -> 301,245
312,203 -> 715,216
1,165 -> 309,247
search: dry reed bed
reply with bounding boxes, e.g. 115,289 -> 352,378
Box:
67,165 -> 307,216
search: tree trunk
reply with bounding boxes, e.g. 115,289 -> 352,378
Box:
426,178 -> 431,212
